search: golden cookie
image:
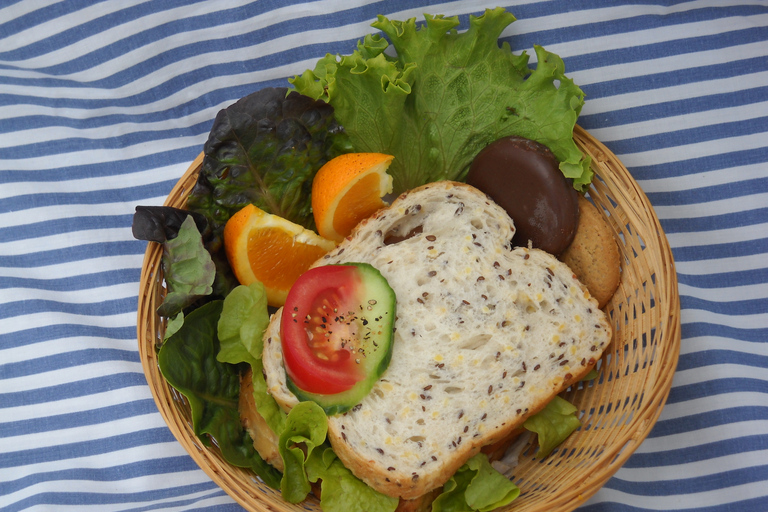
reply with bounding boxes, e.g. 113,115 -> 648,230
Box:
559,195 -> 621,308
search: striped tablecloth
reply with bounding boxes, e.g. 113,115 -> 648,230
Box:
2,1 -> 767,510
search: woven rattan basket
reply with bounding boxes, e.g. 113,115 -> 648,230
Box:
137,125 -> 681,512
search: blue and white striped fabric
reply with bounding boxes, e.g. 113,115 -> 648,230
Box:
1,1 -> 766,510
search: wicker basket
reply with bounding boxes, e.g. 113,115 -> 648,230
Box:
137,126 -> 681,512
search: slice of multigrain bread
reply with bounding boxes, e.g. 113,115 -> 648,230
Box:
262,181 -> 612,500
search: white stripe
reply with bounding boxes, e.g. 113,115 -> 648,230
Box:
0,2 -> 129,52
619,131 -> 767,168
0,311 -> 138,336
0,254 -> 143,280
1,382 -> 155,423
629,419 -> 768,453
666,223 -> 768,248
2,337 -> 139,366
619,449 -> 768,481
674,252 -> 768,275
671,363 -> 768,388
681,308 -> 768,330
2,361 -> 146,396
0,282 -> 139,307
639,162 -> 767,194
655,392 -> 768,422
585,482 -> 768,509
2,406 -> 163,452
0,0 -> 62,26
0,227 -> 135,256
651,192 -> 768,220
679,281 -> 768,302
590,99 -> 768,144
679,335 -> 768,356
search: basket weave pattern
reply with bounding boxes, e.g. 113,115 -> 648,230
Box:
137,127 -> 681,512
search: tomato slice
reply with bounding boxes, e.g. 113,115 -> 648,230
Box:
281,264 -> 379,395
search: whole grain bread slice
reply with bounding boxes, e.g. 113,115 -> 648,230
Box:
263,181 -> 612,499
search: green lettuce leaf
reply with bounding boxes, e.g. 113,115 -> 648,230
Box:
217,282 -> 287,435
523,396 -> 582,458
157,215 -> 215,318
290,7 -> 591,193
432,453 -> 520,512
279,401 -> 329,503
305,447 -> 398,512
157,300 -> 281,488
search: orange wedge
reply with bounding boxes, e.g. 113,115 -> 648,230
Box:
223,204 -> 336,307
312,153 -> 394,242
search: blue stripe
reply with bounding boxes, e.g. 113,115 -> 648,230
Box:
682,323 -> 768,343
0,324 -> 135,350
0,146 -> 197,183
580,496 -> 768,512
510,4 -> 768,53
671,238 -> 768,263
661,208 -> 768,234
677,268 -> 768,289
2,482 -> 222,512
0,269 -> 140,292
0,241 -> 145,267
648,407 -> 768,439
629,433 -> 768,467
0,373 -> 147,408
0,121 -> 211,161
679,295 -> 768,317
646,177 -> 768,207
667,378 -> 768,405
581,53 -> 768,101
630,146 -> 768,181
0,297 -> 138,321
0,348 -> 140,380
0,215 -> 132,242
0,455 -> 199,496
122,496 -> 242,512
0,0 -> 209,61
677,350 -> 768,372
0,399 -> 157,438
602,117 -> 768,157
605,465 -> 768,495
580,86 -> 768,130
0,427 -> 175,468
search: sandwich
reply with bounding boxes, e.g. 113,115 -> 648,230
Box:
242,181 -> 612,509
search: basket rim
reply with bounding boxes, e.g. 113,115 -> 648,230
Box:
136,125 -> 681,512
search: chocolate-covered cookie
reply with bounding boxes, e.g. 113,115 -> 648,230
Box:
467,136 -> 579,255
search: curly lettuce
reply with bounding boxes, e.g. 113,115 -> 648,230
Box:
290,7 -> 591,193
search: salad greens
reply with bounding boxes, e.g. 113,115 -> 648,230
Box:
432,453 -> 520,512
157,300 -> 281,488
523,396 -> 583,458
157,216 -> 215,318
290,7 -> 591,193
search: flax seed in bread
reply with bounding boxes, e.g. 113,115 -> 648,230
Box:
262,181 -> 612,500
